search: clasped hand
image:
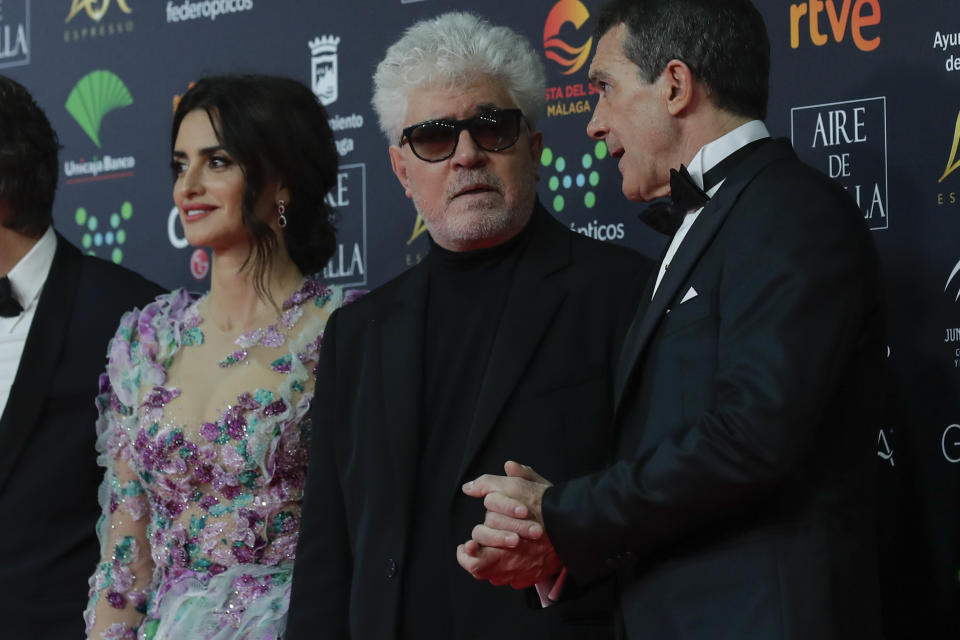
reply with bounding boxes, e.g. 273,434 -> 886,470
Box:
456,461 -> 562,589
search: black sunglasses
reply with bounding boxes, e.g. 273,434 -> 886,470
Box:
399,108 -> 526,162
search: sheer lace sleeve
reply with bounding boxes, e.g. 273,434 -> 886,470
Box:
85,315 -> 155,640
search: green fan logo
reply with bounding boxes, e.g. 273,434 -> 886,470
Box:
65,69 -> 133,147
74,201 -> 133,264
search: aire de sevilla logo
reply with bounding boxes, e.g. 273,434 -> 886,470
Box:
544,0 -> 592,75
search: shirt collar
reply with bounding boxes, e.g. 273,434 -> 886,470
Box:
6,226 -> 56,312
686,120 -> 770,196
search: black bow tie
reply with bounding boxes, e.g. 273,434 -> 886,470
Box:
638,166 -> 709,235
638,137 -> 770,236
0,276 -> 24,318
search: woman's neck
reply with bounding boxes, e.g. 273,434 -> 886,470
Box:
204,245 -> 302,333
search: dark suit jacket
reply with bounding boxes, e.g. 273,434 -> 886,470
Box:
0,234 -> 163,638
287,205 -> 651,639
543,140 -> 885,640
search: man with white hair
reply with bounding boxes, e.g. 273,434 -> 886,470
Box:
286,12 -> 650,640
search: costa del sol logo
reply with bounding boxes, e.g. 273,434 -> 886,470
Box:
0,0 -> 31,69
309,35 -> 339,107
64,0 -> 133,42
543,0 -> 592,75
63,69 -> 136,184
73,200 -> 133,263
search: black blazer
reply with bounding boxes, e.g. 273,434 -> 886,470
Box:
543,140 -> 885,640
0,234 -> 163,638
287,205 -> 651,639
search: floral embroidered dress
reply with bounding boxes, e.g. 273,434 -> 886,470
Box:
85,279 -> 340,640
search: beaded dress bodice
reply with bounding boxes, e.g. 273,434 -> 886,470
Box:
85,280 -> 339,640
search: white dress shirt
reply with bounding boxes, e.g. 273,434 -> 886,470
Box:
651,120 -> 770,298
0,226 -> 57,418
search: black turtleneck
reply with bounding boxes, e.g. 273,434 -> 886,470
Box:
400,219 -> 535,639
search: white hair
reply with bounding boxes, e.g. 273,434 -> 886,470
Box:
372,12 -> 546,144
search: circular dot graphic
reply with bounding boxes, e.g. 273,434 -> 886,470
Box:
548,176 -> 559,191
121,202 -> 133,220
82,234 -> 92,249
112,248 -> 123,264
589,171 -> 600,187
584,192 -> 597,208
75,207 -> 87,226
117,230 -> 127,245
105,231 -> 115,245
594,141 -> 607,159
555,157 -> 566,173
94,232 -> 103,247
582,154 -> 593,169
562,176 -> 572,189
576,174 -> 585,187
552,195 -> 565,212
111,213 -> 121,228
540,148 -> 553,167
87,216 -> 98,231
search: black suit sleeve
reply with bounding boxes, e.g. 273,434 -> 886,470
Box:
287,310 -> 352,638
543,172 -> 882,583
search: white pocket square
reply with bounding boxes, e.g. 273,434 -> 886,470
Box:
680,286 -> 698,304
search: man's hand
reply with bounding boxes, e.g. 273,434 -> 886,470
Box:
456,461 -> 562,588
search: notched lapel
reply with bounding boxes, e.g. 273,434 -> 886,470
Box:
0,236 -> 83,494
613,141 -> 784,414
378,265 -> 428,512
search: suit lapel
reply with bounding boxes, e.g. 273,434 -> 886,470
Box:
457,206 -> 569,480
378,262 -> 429,512
0,235 -> 83,494
613,139 -> 790,414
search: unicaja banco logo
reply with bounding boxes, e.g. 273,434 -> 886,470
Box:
66,69 -> 133,147
309,35 -> 340,106
66,0 -> 131,23
543,0 -> 592,75
74,201 -> 133,264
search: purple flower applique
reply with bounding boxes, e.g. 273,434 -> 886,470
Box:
236,328 -> 265,349
199,422 -> 220,442
102,623 -> 137,640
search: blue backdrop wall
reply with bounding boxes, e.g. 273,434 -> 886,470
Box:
1,1 -> 957,635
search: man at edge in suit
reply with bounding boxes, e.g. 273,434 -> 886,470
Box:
286,12 -> 651,640
458,1 -> 885,638
0,74 -> 163,637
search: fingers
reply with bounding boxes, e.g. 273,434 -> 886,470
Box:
484,510 -> 543,540
456,542 -> 505,579
462,473 -> 507,498
503,460 -> 549,485
483,491 -> 529,519
471,523 -> 519,549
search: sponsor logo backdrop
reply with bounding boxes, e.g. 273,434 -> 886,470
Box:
4,1 -> 956,634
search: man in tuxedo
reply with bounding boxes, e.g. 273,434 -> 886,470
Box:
459,1 -> 885,638
0,75 -> 163,637
286,12 -> 650,640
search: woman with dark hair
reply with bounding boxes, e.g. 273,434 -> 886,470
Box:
84,75 -> 344,640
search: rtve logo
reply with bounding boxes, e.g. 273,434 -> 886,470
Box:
543,0 -> 592,75
789,0 -> 882,52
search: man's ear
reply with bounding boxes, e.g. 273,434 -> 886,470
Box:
388,145 -> 413,199
662,59 -> 695,117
